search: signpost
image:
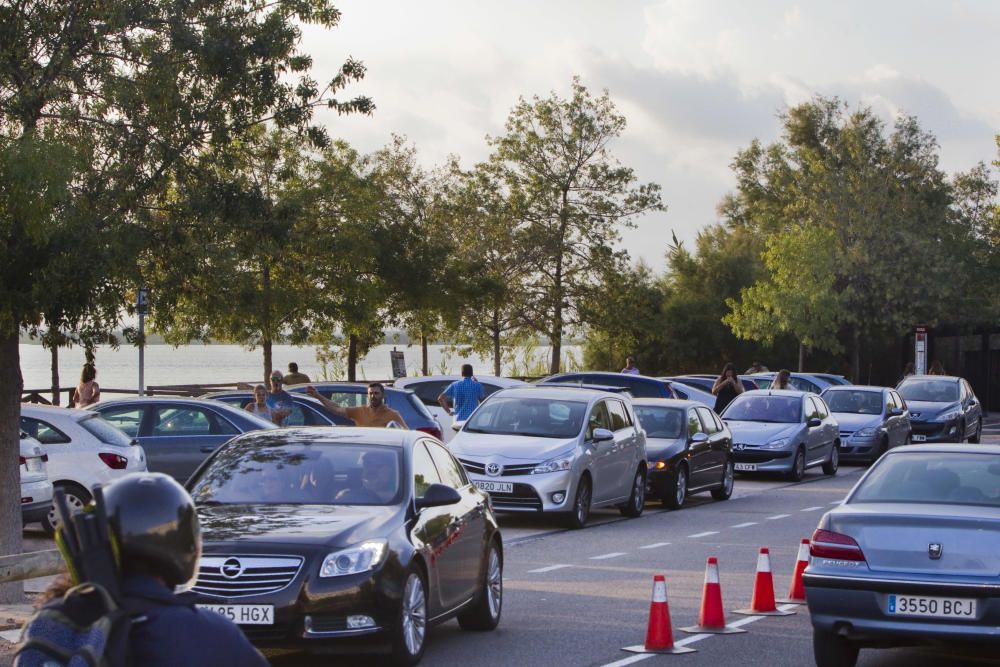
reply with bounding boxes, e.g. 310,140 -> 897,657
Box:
137,288 -> 149,396
390,349 -> 406,379
915,326 -> 927,375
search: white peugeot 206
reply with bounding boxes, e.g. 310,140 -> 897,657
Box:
448,386 -> 648,529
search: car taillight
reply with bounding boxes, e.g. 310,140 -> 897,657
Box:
417,426 -> 443,440
810,528 -> 866,561
18,456 -> 26,466
99,452 -> 128,470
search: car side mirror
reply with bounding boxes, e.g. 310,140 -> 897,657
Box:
451,420 -> 465,432
888,407 -> 903,417
807,417 -> 822,428
592,428 -> 614,442
415,483 -> 462,510
690,432 -> 708,443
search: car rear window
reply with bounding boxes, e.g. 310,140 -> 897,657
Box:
80,415 -> 135,447
851,452 -> 1000,507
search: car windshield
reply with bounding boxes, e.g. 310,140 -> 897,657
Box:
634,406 -> 685,439
898,380 -> 959,403
824,390 -> 883,415
851,452 -> 1000,507
189,442 -> 402,506
464,397 -> 586,438
722,395 -> 801,423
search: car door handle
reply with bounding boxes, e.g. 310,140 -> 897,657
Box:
200,446 -> 217,453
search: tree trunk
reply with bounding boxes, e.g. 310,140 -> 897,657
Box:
50,343 -> 59,405
421,334 -> 428,376
263,338 -> 272,385
0,333 -> 25,603
492,311 -> 501,377
851,326 -> 861,384
348,334 -> 358,382
262,262 -> 273,384
798,342 -> 806,372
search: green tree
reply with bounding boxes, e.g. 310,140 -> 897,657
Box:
723,98 -> 960,380
0,0 -> 369,600
491,78 -> 663,374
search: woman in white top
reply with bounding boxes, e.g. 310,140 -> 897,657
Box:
244,384 -> 273,421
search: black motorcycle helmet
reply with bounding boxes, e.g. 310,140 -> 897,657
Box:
103,473 -> 202,588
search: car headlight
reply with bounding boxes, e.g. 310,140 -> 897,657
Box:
532,457 -> 574,474
763,437 -> 789,449
320,540 -> 388,578
854,427 -> 877,438
936,411 -> 962,423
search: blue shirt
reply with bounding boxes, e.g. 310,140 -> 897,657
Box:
444,377 -> 485,421
124,575 -> 267,667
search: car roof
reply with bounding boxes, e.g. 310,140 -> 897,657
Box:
494,385 -> 621,402
631,397 -> 703,409
20,403 -> 93,420
899,374 -> 961,382
739,388 -> 807,397
822,385 -> 887,392
230,426 -> 415,448
883,443 -> 1000,456
290,382 -> 411,393
201,390 -> 325,403
545,371 -> 662,383
395,375 -> 528,386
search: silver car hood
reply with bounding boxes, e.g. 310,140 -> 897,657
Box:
828,503 -> 1000,577
725,421 -> 800,444
831,413 -> 883,431
449,432 -> 577,462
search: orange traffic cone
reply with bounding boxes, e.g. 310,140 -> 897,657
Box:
622,575 -> 696,654
681,557 -> 747,634
779,539 -> 810,604
734,547 -> 795,616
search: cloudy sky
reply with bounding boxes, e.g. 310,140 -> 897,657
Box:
300,0 -> 1000,269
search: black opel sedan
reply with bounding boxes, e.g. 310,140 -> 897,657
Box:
186,427 -> 503,665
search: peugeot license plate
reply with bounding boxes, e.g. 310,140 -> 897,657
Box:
734,463 -> 757,472
197,604 -> 274,625
887,594 -> 976,619
912,434 -> 927,442
474,480 -> 513,493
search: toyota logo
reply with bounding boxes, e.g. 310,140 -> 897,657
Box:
221,557 -> 244,579
928,543 -> 943,560
485,462 -> 502,477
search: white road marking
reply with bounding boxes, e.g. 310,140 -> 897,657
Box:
801,506 -> 824,512
766,514 -> 791,520
590,552 -> 628,560
527,564 -> 573,573
731,522 -> 757,528
687,531 -> 719,538
638,542 -> 671,549
599,604 -> 798,666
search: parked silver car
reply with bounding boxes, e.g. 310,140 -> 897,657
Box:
820,385 -> 911,464
721,389 -> 840,481
448,386 -> 647,529
804,444 -> 1000,667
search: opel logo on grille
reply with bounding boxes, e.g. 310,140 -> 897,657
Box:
486,462 -> 502,477
928,543 -> 943,560
221,557 -> 244,579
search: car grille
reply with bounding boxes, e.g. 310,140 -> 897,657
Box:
911,423 -> 945,436
240,626 -> 291,643
193,555 -> 303,598
486,483 -> 543,511
458,458 -> 537,476
732,449 -> 792,463
839,430 -> 854,438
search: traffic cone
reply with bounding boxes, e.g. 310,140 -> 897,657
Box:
622,575 -> 696,654
681,557 -> 747,634
733,547 -> 795,616
779,539 -> 810,604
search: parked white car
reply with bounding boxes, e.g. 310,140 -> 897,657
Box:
20,432 -> 52,529
20,404 -> 147,533
394,374 -> 530,442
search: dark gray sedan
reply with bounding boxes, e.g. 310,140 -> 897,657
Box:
90,397 -> 276,482
820,385 -> 911,464
896,375 -> 983,444
804,444 -> 1000,667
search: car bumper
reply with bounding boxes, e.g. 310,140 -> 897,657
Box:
732,449 -> 793,473
837,435 -> 880,461
804,570 -> 1000,645
910,420 -> 963,443
467,470 -> 574,513
20,479 -> 53,524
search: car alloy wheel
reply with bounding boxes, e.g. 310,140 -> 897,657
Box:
620,467 -> 645,517
566,477 -> 592,529
43,483 -> 91,536
395,571 -> 427,664
664,465 -> 687,510
822,443 -> 839,475
788,448 -> 806,482
458,541 -> 503,631
970,418 -> 982,444
711,459 -> 734,500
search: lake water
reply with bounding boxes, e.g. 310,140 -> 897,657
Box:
19,342 -> 582,394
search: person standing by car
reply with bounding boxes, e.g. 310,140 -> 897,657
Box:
437,364 -> 485,422
773,368 -> 792,389
711,362 -> 744,413
900,362 -> 915,383
73,364 -> 100,408
266,370 -> 294,425
283,362 -> 311,385
621,356 -> 640,374
928,360 -> 946,375
306,382 -> 409,428
745,360 -> 769,374
244,384 -> 274,421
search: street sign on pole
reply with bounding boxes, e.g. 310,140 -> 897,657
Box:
390,349 -> 406,379
915,326 -> 927,376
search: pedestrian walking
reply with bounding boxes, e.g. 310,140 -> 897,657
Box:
266,370 -> 294,425
438,364 -> 485,422
74,364 -> 100,408
711,362 -> 744,413
773,369 -> 792,389
244,384 -> 273,421
283,362 -> 311,385
621,356 -> 640,375
306,382 -> 408,428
